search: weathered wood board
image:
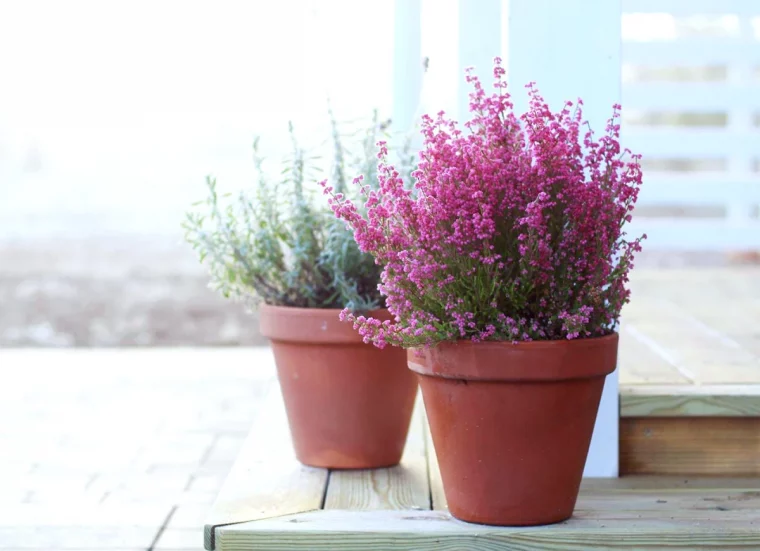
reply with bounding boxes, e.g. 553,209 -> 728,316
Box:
621,417 -> 760,476
216,476 -> 760,550
621,385 -> 760,417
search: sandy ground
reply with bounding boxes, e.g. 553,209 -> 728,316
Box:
0,237 -> 266,347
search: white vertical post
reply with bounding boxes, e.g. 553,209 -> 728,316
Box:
393,0 -> 423,134
457,0 -> 502,122
507,0 -> 622,478
727,15 -> 755,224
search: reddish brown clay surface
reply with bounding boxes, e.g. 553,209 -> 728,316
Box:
408,334 -> 618,526
260,305 -> 418,469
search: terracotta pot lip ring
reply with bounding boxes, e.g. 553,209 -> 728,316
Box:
259,304 -> 390,344
410,370 -> 612,383
259,304 -> 384,316
408,333 -> 618,382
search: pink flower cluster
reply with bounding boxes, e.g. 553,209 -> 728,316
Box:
323,57 -> 644,348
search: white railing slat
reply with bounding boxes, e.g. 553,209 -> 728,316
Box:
624,129 -> 760,157
623,83 -> 760,111
624,41 -> 760,66
628,219 -> 760,249
636,178 -> 760,206
623,0 -> 760,16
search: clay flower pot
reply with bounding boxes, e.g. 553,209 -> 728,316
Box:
260,304 -> 418,469
408,334 -> 618,526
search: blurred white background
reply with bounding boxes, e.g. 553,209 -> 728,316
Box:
0,0 -> 397,237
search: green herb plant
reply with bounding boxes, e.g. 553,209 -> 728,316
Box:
183,111 -> 414,312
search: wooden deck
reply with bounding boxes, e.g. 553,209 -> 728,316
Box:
203,266 -> 760,548
205,381 -> 760,550
619,267 -> 760,475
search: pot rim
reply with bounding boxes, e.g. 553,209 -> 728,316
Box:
259,304 -> 391,344
407,333 -> 618,382
260,304 -> 349,315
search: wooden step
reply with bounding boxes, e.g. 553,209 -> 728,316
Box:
619,267 -> 760,476
205,383 -> 760,551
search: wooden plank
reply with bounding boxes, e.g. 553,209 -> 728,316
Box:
219,489 -> 760,550
581,476 -> 760,492
661,279 -> 760,358
621,300 -> 760,385
324,395 -> 429,511
619,321 -> 697,383
423,403 -> 447,511
618,324 -> 691,385
620,268 -> 760,416
621,417 -> 760,476
203,382 -> 329,550
672,313 -> 760,358
621,385 -> 760,417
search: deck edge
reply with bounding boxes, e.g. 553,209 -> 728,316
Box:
621,384 -> 760,417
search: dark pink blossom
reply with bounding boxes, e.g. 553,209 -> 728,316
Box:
323,58 -> 645,348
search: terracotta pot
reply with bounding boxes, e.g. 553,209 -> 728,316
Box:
260,305 -> 418,469
408,334 -> 618,526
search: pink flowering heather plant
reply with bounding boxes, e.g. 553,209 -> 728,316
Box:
323,58 -> 645,348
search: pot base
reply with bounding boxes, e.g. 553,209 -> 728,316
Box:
450,510 -> 572,527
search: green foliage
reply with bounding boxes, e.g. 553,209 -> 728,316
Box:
183,112 -> 413,311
